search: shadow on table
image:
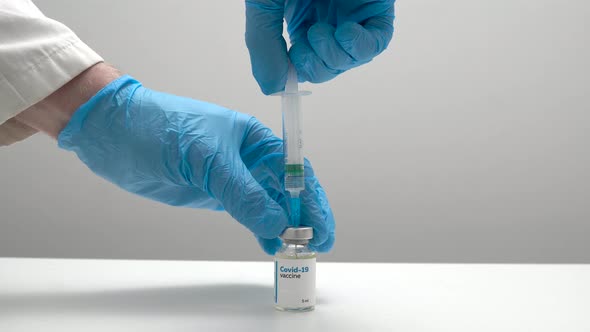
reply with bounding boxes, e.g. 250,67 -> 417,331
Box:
0,283 -> 291,317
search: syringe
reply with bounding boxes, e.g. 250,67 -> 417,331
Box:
281,64 -> 310,227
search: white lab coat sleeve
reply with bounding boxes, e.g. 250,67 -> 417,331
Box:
0,0 -> 103,145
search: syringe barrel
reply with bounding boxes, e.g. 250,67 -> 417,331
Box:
282,93 -> 305,192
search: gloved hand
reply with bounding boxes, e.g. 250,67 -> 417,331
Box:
245,0 -> 395,94
58,75 -> 335,254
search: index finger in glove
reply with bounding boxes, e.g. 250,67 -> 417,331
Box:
207,155 -> 289,240
299,159 -> 335,252
245,0 -> 289,95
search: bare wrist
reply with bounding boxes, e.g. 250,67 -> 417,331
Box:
15,62 -> 121,139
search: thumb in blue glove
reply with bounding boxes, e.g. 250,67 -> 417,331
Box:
58,75 -> 335,254
245,0 -> 395,94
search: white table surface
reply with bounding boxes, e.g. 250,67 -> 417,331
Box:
0,258 -> 588,332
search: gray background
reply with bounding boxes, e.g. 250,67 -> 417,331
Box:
1,0 -> 589,263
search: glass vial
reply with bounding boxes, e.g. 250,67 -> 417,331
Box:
274,227 -> 316,312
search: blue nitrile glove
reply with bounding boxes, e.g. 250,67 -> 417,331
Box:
58,75 -> 335,254
245,0 -> 395,94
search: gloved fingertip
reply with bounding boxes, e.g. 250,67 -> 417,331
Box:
309,230 -> 328,247
257,237 -> 283,255
289,42 -> 340,84
334,22 -> 365,55
303,175 -> 335,249
309,232 -> 335,253
307,22 -> 335,42
309,225 -> 328,245
303,158 -> 316,177
306,22 -> 358,71
288,45 -> 311,83
259,69 -> 288,95
251,202 -> 289,240
335,20 -> 392,62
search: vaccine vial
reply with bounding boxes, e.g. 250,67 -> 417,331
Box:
274,227 -> 316,312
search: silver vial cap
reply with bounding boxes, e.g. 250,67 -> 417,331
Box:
281,227 -> 313,241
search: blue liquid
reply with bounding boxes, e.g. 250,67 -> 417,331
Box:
290,197 -> 301,227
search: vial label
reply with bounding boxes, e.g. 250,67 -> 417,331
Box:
274,257 -> 316,308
